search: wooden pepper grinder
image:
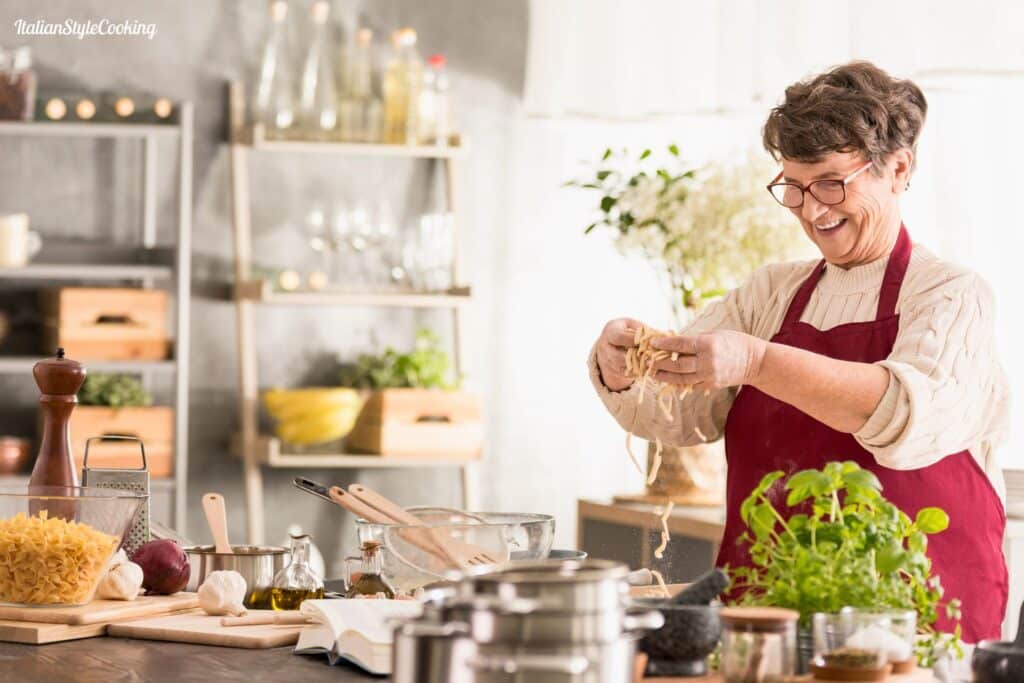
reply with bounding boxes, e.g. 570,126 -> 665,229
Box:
29,347 -> 86,490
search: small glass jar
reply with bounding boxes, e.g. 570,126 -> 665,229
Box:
837,607 -> 917,665
0,47 -> 37,121
720,607 -> 799,683
344,540 -> 396,599
269,533 -> 325,610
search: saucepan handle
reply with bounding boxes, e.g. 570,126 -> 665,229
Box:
468,654 -> 590,675
622,608 -> 665,633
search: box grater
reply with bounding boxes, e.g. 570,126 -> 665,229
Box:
81,435 -> 150,556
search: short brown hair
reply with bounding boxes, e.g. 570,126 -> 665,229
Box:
763,61 -> 927,172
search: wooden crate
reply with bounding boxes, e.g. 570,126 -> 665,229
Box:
346,389 -> 483,459
41,287 -> 169,360
66,406 -> 173,477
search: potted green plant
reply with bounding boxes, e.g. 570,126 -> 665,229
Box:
729,461 -> 962,669
341,329 -> 482,459
68,373 -> 173,477
567,146 -> 808,501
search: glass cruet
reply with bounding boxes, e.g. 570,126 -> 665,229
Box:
270,533 -> 325,610
344,540 -> 396,599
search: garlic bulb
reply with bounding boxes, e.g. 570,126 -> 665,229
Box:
198,570 -> 248,617
96,549 -> 144,601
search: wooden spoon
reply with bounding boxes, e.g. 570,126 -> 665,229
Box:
202,492 -> 232,554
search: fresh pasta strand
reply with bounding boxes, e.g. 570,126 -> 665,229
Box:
650,569 -> 670,598
646,438 -> 663,485
654,502 -> 674,559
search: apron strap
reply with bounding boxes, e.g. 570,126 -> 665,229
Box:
781,224 -> 913,330
876,224 -> 912,319
781,260 -> 826,329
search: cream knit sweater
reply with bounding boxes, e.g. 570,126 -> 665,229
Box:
589,243 -> 1009,503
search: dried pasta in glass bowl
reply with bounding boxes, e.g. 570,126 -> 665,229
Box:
0,487 -> 143,606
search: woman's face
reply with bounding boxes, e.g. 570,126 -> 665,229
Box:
781,150 -> 912,268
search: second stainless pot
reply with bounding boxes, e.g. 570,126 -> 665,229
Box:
183,545 -> 287,607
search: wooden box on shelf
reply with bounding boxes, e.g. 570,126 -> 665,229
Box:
66,406 -> 173,477
345,389 -> 483,459
41,287 -> 169,360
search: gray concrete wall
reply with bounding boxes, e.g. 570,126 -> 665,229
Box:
0,0 -> 527,573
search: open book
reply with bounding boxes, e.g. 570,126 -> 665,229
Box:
294,599 -> 422,675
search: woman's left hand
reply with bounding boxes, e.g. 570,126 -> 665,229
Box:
649,330 -> 767,390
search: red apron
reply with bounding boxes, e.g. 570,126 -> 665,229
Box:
716,226 -> 1008,642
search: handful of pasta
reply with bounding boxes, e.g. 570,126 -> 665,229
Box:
0,511 -> 119,605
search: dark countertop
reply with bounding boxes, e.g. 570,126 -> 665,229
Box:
0,638 -> 381,683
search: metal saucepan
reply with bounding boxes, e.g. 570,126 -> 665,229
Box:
455,559 -> 631,612
183,545 -> 287,608
973,600 -> 1024,683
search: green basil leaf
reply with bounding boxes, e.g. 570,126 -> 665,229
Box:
914,507 -> 949,534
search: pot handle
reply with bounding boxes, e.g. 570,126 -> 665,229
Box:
468,653 -> 590,675
394,620 -> 470,638
622,608 -> 665,634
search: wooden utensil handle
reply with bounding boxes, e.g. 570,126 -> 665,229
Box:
327,487 -> 395,524
347,484 -> 423,526
201,493 -> 232,554
220,613 -> 311,627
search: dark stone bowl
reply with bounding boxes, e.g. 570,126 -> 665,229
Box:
631,598 -> 721,677
972,641 -> 1024,683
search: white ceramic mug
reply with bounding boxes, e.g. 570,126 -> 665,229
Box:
0,213 -> 42,267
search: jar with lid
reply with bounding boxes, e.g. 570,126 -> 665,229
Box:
0,47 -> 37,121
719,607 -> 799,683
343,540 -> 396,599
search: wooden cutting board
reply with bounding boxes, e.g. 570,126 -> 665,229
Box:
0,593 -> 198,625
0,619 -> 109,645
108,609 -> 306,649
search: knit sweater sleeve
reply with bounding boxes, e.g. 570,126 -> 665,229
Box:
854,269 -> 1009,468
587,262 -> 796,447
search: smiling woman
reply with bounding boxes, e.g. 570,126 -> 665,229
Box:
589,61 -> 1010,644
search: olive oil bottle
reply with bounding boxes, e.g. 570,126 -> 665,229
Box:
268,533 -> 324,610
344,540 -> 396,599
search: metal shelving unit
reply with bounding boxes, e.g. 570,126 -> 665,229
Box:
0,110 -> 193,532
227,81 -> 476,544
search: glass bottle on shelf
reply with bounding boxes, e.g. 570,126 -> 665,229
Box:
0,47 -> 37,121
402,29 -> 424,146
298,0 -> 338,140
418,54 -> 450,145
383,30 -> 408,144
254,0 -> 296,138
344,540 -> 396,598
269,534 -> 325,610
339,28 -> 383,143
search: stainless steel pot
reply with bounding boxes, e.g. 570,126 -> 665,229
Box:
457,559 -> 630,612
393,621 -> 475,683
183,545 -> 287,607
442,596 -> 663,645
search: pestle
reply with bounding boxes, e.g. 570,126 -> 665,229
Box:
668,568 -> 729,606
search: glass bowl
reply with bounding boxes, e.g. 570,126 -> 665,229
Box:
0,486 -> 144,606
355,507 -> 555,592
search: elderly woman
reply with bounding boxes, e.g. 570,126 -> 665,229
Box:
589,62 -> 1008,642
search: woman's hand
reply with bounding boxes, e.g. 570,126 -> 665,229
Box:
595,318 -> 641,392
649,330 -> 767,390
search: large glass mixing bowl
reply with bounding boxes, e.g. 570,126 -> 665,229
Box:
0,486 -> 144,606
355,507 -> 555,592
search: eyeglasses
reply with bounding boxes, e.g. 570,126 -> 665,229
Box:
766,161 -> 873,208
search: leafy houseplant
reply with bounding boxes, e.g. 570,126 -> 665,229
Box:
341,329 -> 480,459
78,373 -> 152,407
341,328 -> 455,390
567,145 -> 807,327
729,461 -> 962,664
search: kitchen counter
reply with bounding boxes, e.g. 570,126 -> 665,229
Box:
0,639 -> 379,682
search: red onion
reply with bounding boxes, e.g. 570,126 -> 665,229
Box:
131,539 -> 190,595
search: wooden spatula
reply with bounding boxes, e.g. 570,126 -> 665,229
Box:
202,493 -> 232,554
